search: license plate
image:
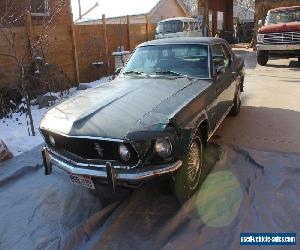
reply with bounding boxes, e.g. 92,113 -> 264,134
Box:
68,173 -> 95,190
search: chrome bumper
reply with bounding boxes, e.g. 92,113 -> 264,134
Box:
257,43 -> 300,51
42,147 -> 182,182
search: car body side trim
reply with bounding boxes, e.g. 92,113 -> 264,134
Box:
207,104 -> 234,141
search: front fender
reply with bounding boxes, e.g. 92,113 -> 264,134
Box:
173,111 -> 209,158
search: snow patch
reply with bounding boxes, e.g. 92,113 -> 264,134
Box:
0,77 -> 110,157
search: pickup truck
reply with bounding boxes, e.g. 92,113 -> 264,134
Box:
257,6 -> 300,66
40,37 -> 245,202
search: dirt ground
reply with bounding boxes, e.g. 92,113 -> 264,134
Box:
212,49 -> 300,154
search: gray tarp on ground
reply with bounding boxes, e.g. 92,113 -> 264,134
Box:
0,144 -> 299,250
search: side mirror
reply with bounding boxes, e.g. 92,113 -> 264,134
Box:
115,67 -> 122,76
258,20 -> 263,27
216,65 -> 226,76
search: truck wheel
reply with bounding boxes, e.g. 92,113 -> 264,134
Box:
171,134 -> 204,203
229,86 -> 241,117
257,50 -> 269,66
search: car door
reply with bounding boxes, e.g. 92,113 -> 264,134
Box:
212,43 -> 235,123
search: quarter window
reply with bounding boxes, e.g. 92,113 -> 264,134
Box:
212,44 -> 230,68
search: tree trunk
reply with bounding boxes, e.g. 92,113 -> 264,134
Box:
21,66 -> 35,136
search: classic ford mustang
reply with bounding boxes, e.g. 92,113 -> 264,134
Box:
41,37 -> 245,202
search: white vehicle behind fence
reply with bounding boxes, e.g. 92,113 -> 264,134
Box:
155,17 -> 203,39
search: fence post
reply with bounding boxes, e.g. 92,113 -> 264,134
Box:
25,11 -> 34,56
102,14 -> 110,75
127,15 -> 131,51
145,15 -> 150,41
70,22 -> 80,86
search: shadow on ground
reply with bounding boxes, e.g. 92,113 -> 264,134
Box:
213,106 -> 300,154
266,60 -> 300,70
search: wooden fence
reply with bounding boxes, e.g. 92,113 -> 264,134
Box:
0,15 -> 156,89
74,18 -> 156,83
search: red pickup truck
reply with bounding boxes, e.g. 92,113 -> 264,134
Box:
256,6 -> 300,66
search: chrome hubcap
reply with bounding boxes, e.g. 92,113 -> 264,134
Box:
186,141 -> 201,188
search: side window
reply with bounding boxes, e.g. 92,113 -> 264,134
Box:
190,22 -> 195,31
212,44 -> 230,69
183,22 -> 190,31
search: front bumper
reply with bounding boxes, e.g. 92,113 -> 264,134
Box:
256,43 -> 300,51
42,147 -> 182,182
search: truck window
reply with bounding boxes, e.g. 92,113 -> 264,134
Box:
267,8 -> 300,24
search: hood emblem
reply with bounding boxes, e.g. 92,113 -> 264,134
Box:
94,143 -> 104,158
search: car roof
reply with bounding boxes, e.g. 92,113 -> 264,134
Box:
270,6 -> 300,12
159,17 -> 198,23
138,37 -> 225,47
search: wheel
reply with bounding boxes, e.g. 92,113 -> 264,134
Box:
257,50 -> 269,66
171,134 -> 204,203
229,86 -> 241,117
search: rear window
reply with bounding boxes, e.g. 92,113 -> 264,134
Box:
156,20 -> 183,34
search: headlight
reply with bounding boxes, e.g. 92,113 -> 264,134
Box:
154,138 -> 172,159
257,34 -> 264,43
118,144 -> 131,162
48,135 -> 55,147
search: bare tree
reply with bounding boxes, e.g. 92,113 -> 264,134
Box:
179,0 -> 198,16
0,0 -> 68,136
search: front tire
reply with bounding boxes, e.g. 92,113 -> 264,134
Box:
171,135 -> 204,203
257,50 -> 269,66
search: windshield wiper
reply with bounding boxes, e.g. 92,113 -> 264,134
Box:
155,70 -> 191,79
123,71 -> 150,77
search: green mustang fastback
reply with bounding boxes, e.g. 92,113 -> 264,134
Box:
41,37 -> 245,202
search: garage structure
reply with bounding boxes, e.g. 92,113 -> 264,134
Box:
198,0 -> 234,36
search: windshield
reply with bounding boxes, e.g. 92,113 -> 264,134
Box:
156,20 -> 183,34
267,9 -> 300,24
122,44 -> 210,79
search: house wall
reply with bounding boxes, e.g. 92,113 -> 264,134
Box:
149,0 -> 188,23
0,0 -> 76,89
77,0 -> 188,25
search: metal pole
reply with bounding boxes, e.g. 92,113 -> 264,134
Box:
78,0 -> 82,20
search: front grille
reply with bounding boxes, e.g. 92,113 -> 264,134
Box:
263,31 -> 300,44
43,131 -> 139,165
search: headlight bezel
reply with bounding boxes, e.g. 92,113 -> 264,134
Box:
154,138 -> 173,159
118,143 -> 131,162
48,134 -> 56,147
257,34 -> 264,43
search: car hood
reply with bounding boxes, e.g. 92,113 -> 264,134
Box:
40,77 -> 211,140
259,22 -> 300,33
